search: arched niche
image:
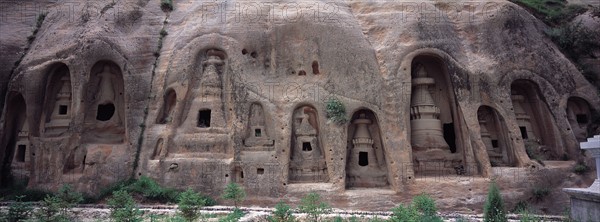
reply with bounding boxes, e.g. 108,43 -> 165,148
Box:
0,93 -> 29,184
409,54 -> 463,175
82,61 -> 126,144
289,105 -> 328,183
346,109 -> 389,188
156,88 -> 177,124
510,79 -> 560,159
243,102 -> 274,150
477,106 -> 515,167
566,97 -> 593,142
40,63 -> 72,137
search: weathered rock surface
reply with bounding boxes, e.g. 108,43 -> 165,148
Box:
0,0 -> 599,214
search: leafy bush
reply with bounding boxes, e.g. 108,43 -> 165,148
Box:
161,0 -> 173,12
107,190 -> 143,222
483,181 -> 507,222
326,97 -> 348,125
34,184 -> 83,221
5,195 -> 33,222
532,187 -> 550,201
510,0 -> 587,24
177,189 -> 206,222
390,193 -> 442,222
298,192 -> 332,222
127,176 -> 179,203
546,21 -> 599,60
218,208 -> 244,222
221,182 -> 246,208
267,201 -> 296,222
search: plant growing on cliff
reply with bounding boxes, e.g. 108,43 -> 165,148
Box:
221,182 -> 246,208
326,97 -> 348,125
161,0 -> 173,12
267,201 -> 296,222
483,180 -> 507,222
177,189 -> 206,222
107,190 -> 143,222
298,192 -> 331,222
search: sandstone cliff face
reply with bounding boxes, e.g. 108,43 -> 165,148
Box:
0,0 -> 598,210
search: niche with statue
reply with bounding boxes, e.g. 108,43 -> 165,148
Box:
289,105 -> 328,183
346,109 -> 388,188
82,61 -> 126,144
409,56 -> 462,175
41,63 -> 72,137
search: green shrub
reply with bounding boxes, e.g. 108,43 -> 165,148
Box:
389,193 -> 442,222
34,184 -> 83,221
483,181 -> 507,222
390,204 -> 420,222
532,187 -> 550,201
35,195 -> 69,222
518,209 -> 542,222
107,190 -> 143,222
218,208 -> 244,222
6,195 -> 33,222
127,176 -> 179,203
325,97 -> 348,125
267,201 -> 296,222
177,189 -> 206,222
546,21 -> 599,60
221,182 -> 246,208
298,192 -> 332,222
573,163 -> 588,174
161,0 -> 173,12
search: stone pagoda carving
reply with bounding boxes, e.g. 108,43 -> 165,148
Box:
511,94 -> 537,140
44,75 -> 72,136
478,110 -> 504,166
243,103 -> 274,150
11,118 -> 30,179
346,113 -> 387,187
289,107 -> 328,183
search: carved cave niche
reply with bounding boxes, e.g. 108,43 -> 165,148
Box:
510,79 -> 560,159
288,105 -> 328,183
346,109 -> 389,188
82,61 -> 126,144
41,63 -> 72,137
156,89 -> 177,124
0,93 -> 30,184
409,55 -> 464,175
243,102 -> 274,150
477,106 -> 515,167
566,97 -> 593,142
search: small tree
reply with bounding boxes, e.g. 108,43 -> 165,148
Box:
107,190 -> 143,222
35,195 -> 69,222
6,195 -> 32,222
483,180 -> 507,222
412,193 -> 442,222
177,189 -> 206,222
221,182 -> 246,208
267,201 -> 296,222
297,192 -> 331,222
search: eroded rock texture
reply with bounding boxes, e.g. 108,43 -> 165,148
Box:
0,0 -> 599,204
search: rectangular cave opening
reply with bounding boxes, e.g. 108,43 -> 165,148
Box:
255,128 -> 262,137
443,123 -> 457,153
257,168 -> 264,175
576,114 -> 588,124
358,152 -> 369,166
492,140 -> 499,148
519,126 -> 528,139
197,109 -> 211,128
16,145 -> 26,162
59,105 -> 68,115
302,142 -> 312,151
